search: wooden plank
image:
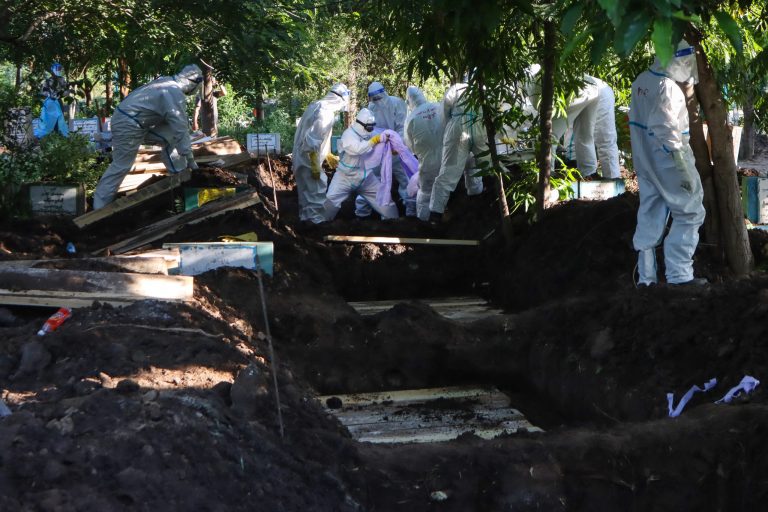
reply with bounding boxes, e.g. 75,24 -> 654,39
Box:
0,256 -> 169,275
319,386 -> 542,445
97,190 -> 262,255
354,421 -> 543,444
130,153 -> 252,173
0,267 -> 192,296
331,399 -> 516,425
118,173 -> 164,193
0,295 -> 135,308
323,235 -> 480,246
319,386 -> 504,408
0,268 -> 193,305
73,170 -> 192,229
348,297 -> 503,323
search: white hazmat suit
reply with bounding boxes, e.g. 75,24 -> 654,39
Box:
629,41 -> 705,285
429,83 -> 485,216
404,86 -> 444,221
292,83 -> 349,224
93,65 -> 203,209
563,75 -> 621,179
324,108 -> 398,221
356,82 -> 415,216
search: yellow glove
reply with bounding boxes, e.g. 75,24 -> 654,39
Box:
309,151 -> 321,180
369,134 -> 382,145
325,153 -> 340,169
500,137 -> 516,145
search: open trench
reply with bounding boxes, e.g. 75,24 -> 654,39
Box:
193,216 -> 768,510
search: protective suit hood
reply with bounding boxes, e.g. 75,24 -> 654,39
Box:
406,86 -> 426,110
328,82 -> 350,111
175,64 -> 203,95
352,107 -> 376,137
51,62 -> 64,77
368,81 -> 388,103
652,40 -> 698,84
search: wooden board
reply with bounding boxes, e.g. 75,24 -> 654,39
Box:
97,190 -> 262,255
0,256 -> 170,275
323,235 -> 480,246
118,173 -> 164,193
133,137 -> 243,164
319,386 -> 541,444
0,267 -> 193,308
348,296 -> 503,323
130,153 -> 252,174
73,170 -> 192,229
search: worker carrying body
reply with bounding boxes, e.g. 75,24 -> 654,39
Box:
292,83 -> 349,225
629,40 -> 706,286
403,86 -> 444,221
35,62 -> 71,139
428,82 -> 485,223
356,81 -> 416,217
562,75 -> 621,180
324,108 -> 399,221
92,64 -> 203,210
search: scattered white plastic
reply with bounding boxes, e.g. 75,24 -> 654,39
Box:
667,378 -> 717,418
715,375 -> 760,404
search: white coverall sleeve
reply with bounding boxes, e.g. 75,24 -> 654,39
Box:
394,99 -> 407,137
304,107 -> 335,155
340,132 -> 374,157
161,90 -> 193,156
404,115 -> 414,151
648,81 -> 685,153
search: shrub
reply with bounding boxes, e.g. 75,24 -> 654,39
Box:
0,133 -> 107,215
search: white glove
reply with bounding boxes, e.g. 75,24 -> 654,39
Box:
672,150 -> 694,193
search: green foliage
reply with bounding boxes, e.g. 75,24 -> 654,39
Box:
249,108 -> 298,154
505,157 -> 579,221
0,133 -> 106,214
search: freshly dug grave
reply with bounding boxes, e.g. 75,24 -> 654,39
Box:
1,160 -> 767,510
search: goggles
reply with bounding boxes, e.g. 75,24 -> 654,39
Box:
331,89 -> 350,100
674,46 -> 695,58
356,120 -> 376,132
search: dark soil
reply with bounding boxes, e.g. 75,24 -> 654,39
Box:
1,157 -> 767,511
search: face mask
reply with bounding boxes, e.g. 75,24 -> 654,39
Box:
357,120 -> 375,132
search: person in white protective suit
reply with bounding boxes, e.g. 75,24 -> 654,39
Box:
629,40 -> 706,286
323,108 -> 399,221
355,81 -> 416,217
562,75 -> 621,179
292,83 -> 349,224
428,82 -> 485,222
403,86 -> 444,221
92,65 -> 203,209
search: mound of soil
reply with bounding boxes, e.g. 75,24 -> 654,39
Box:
1,157 -> 767,510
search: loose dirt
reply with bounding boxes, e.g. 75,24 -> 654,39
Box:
1,156 -> 767,511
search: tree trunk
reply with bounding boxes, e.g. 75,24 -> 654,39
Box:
200,66 -> 217,137
680,81 -> 721,262
536,20 -> 557,221
105,64 -> 113,111
477,74 -> 512,242
118,57 -> 130,100
741,89 -> 755,160
346,60 -> 358,129
82,69 -> 93,108
14,62 -> 21,91
688,32 -> 753,277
